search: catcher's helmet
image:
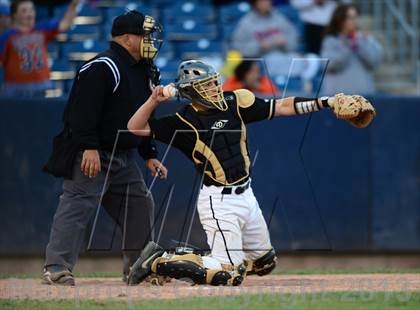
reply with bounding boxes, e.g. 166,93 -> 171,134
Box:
175,60 -> 227,111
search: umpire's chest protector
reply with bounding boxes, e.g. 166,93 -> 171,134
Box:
177,92 -> 251,186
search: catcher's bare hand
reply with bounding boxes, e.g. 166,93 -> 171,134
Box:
146,158 -> 168,179
81,149 -> 101,178
150,85 -> 169,104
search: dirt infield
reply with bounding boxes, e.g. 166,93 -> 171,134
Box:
1,274 -> 419,301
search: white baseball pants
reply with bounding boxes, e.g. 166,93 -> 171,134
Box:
197,181 -> 273,267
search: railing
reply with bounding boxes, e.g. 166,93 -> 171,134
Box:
359,0 -> 419,82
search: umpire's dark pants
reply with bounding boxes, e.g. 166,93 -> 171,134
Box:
45,149 -> 154,272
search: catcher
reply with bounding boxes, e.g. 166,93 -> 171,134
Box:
126,60 -> 375,286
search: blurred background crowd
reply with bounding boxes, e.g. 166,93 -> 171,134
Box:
0,0 -> 418,99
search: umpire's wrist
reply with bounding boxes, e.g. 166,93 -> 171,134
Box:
139,152 -> 157,160
139,150 -> 158,161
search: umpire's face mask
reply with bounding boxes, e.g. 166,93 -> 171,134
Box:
139,16 -> 163,60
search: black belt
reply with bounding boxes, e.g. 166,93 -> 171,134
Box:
221,182 -> 250,195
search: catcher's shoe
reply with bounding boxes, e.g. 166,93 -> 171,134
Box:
42,267 -> 75,286
127,241 -> 164,285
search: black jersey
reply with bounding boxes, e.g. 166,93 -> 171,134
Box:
65,41 -> 159,159
149,89 -> 275,186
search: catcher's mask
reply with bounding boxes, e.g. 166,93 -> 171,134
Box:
111,10 -> 163,60
175,60 -> 227,111
139,15 -> 163,60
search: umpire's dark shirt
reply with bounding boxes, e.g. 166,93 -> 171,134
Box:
66,41 -> 157,159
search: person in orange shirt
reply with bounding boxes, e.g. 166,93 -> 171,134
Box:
223,60 -> 280,97
0,0 -> 79,97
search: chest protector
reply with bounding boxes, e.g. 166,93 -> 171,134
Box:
176,91 -> 252,186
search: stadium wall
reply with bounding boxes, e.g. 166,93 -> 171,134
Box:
0,95 -> 419,255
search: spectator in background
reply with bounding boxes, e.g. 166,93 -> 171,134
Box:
0,0 -> 80,97
320,4 -> 383,95
231,0 -> 320,91
223,60 -> 280,96
232,0 -> 298,69
0,1 -> 10,35
291,0 -> 337,54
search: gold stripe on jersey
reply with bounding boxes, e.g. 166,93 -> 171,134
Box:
233,89 -> 255,108
195,140 -> 226,182
235,104 -> 251,180
175,112 -> 227,184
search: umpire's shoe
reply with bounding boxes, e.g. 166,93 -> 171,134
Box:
123,251 -> 139,283
42,265 -> 75,286
127,241 -> 164,285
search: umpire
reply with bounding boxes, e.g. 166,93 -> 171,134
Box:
42,11 -> 168,286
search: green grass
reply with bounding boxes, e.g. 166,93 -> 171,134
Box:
1,292 -> 419,310
2,268 -> 420,279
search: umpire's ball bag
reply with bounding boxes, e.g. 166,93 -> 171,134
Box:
43,124 -> 79,179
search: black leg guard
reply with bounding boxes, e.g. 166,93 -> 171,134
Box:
127,241 -> 164,285
210,271 -> 232,286
210,264 -> 246,286
247,248 -> 277,276
153,254 -> 247,286
156,259 -> 207,284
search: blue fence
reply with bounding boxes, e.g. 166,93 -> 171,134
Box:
0,95 -> 419,255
